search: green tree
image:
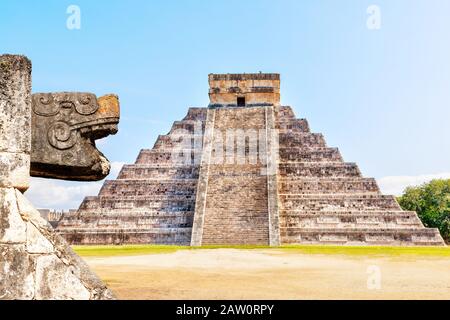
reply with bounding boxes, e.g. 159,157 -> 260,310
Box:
397,179 -> 450,243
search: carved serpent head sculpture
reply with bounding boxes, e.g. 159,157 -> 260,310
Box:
30,92 -> 120,181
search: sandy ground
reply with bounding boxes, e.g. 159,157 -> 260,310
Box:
83,249 -> 450,300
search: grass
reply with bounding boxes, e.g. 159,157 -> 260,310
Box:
73,244 -> 450,258
73,245 -> 188,257
73,244 -> 272,257
280,245 -> 450,257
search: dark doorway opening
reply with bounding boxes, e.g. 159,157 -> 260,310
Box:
237,97 -> 246,107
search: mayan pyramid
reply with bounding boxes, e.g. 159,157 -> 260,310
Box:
56,73 -> 445,246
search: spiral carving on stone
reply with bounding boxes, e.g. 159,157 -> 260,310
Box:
32,93 -> 60,116
47,121 -> 77,150
32,93 -> 99,116
74,94 -> 98,115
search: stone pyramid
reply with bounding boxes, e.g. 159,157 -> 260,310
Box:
57,73 -> 445,246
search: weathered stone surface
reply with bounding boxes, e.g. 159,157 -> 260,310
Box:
0,188 -> 26,244
0,55 -> 32,154
0,244 -> 35,299
34,255 -> 90,300
57,73 -> 445,246
30,93 -> 120,181
0,55 -> 31,191
0,153 -> 30,191
0,172 -> 115,300
208,73 -> 280,107
15,182 -> 115,299
26,222 -> 54,254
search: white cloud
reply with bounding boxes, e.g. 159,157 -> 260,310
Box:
377,172 -> 450,196
25,161 -> 125,210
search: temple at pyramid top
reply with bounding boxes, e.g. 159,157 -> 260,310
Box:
208,73 -> 280,107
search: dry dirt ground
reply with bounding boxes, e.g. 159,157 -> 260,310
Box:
82,248 -> 450,300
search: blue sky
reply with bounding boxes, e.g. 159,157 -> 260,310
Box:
2,1 -> 450,209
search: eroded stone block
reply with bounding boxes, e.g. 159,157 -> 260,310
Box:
34,254 -> 90,300
0,188 -> 26,244
26,222 -> 54,254
0,153 -> 30,191
15,188 -> 48,225
0,55 -> 32,154
0,244 -> 35,299
0,55 -> 31,191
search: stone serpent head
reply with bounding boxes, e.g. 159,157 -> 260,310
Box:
30,92 -> 120,181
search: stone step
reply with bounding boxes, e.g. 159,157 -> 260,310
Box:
153,134 -> 204,150
118,165 -> 199,179
201,237 -> 269,245
280,192 -> 380,197
99,179 -> 197,196
278,162 -> 361,177
280,228 -> 444,245
120,163 -> 198,169
279,177 -> 380,193
182,107 -> 208,121
94,194 -> 196,201
277,119 -> 310,133
59,227 -> 193,233
135,149 -> 202,165
58,228 -> 193,245
280,210 -> 417,216
279,194 -> 401,211
279,147 -> 342,162
277,106 -> 296,119
61,210 -> 193,218
168,120 -> 206,134
68,210 -> 194,218
202,215 -> 270,222
79,196 -> 195,211
280,212 -> 423,229
208,164 -> 267,176
279,132 -> 326,148
105,178 -> 198,183
58,214 -> 193,228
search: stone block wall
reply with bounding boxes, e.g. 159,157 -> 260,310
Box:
208,73 -> 280,107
